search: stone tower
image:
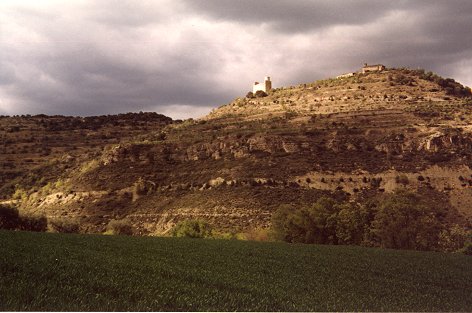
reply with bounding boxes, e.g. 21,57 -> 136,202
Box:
253,76 -> 272,93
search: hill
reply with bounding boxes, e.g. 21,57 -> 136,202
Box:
0,112 -> 172,198
208,67 -> 471,121
1,230 -> 471,311
1,67 -> 472,237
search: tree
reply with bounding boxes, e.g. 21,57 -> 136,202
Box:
50,218 -> 80,233
171,220 -> 213,238
306,197 -> 339,244
272,197 -> 342,244
370,191 -> 443,250
335,202 -> 374,245
0,204 -> 20,230
271,191 -> 465,252
19,215 -> 48,232
254,90 -> 268,98
106,219 -> 133,235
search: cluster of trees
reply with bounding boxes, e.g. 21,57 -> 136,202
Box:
389,68 -> 472,98
271,191 -> 471,253
0,204 -> 47,232
246,90 -> 268,98
0,204 -> 82,233
0,203 -> 135,235
392,74 -> 415,86
3,192 -> 471,255
36,112 -> 173,131
417,70 -> 472,97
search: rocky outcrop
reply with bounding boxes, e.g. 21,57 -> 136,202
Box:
421,130 -> 468,152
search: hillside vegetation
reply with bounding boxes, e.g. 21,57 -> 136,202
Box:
1,230 -> 471,311
1,67 -> 472,246
0,112 -> 172,198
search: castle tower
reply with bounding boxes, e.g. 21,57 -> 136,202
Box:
253,76 -> 272,94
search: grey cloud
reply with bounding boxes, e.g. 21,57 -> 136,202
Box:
0,63 -> 16,86
2,43 -> 232,116
0,2 -> 235,117
84,1 -> 177,28
183,0 -> 402,32
294,1 -> 472,85
182,0 -> 472,86
0,0 -> 471,119
358,5 -> 472,81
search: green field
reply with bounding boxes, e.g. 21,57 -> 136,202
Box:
0,231 -> 471,311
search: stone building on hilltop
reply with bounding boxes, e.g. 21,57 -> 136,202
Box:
362,63 -> 386,73
253,76 -> 272,93
336,63 -> 386,79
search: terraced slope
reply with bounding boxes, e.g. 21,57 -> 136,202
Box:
0,113 -> 172,198
2,68 -> 472,235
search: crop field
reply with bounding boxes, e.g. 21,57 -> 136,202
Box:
0,230 -> 471,311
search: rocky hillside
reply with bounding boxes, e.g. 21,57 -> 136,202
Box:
0,112 -> 172,198
2,67 -> 472,235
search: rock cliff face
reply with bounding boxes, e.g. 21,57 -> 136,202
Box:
3,68 -> 472,234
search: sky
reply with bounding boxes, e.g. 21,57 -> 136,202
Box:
1,1 -> 471,119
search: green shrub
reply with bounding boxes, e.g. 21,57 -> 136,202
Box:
395,175 -> 409,185
458,231 -> 472,255
0,204 -> 20,230
243,228 -> 273,242
106,219 -> 133,236
460,241 -> 472,255
438,224 -> 469,252
254,90 -> 268,98
19,214 -> 48,232
12,188 -> 28,201
171,219 -> 213,238
50,218 -> 80,234
370,177 -> 382,188
0,205 -> 47,232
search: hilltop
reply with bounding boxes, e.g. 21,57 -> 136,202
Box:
209,67 -> 471,122
1,67 -> 472,237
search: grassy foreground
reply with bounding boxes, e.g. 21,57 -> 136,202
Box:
0,231 -> 471,311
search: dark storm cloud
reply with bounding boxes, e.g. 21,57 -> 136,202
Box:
0,1 -> 234,117
184,0 -> 472,81
184,0 -> 401,33
0,1 -> 471,119
350,2 -> 472,80
1,41 -> 230,116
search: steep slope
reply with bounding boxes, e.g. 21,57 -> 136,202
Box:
4,67 -> 472,235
